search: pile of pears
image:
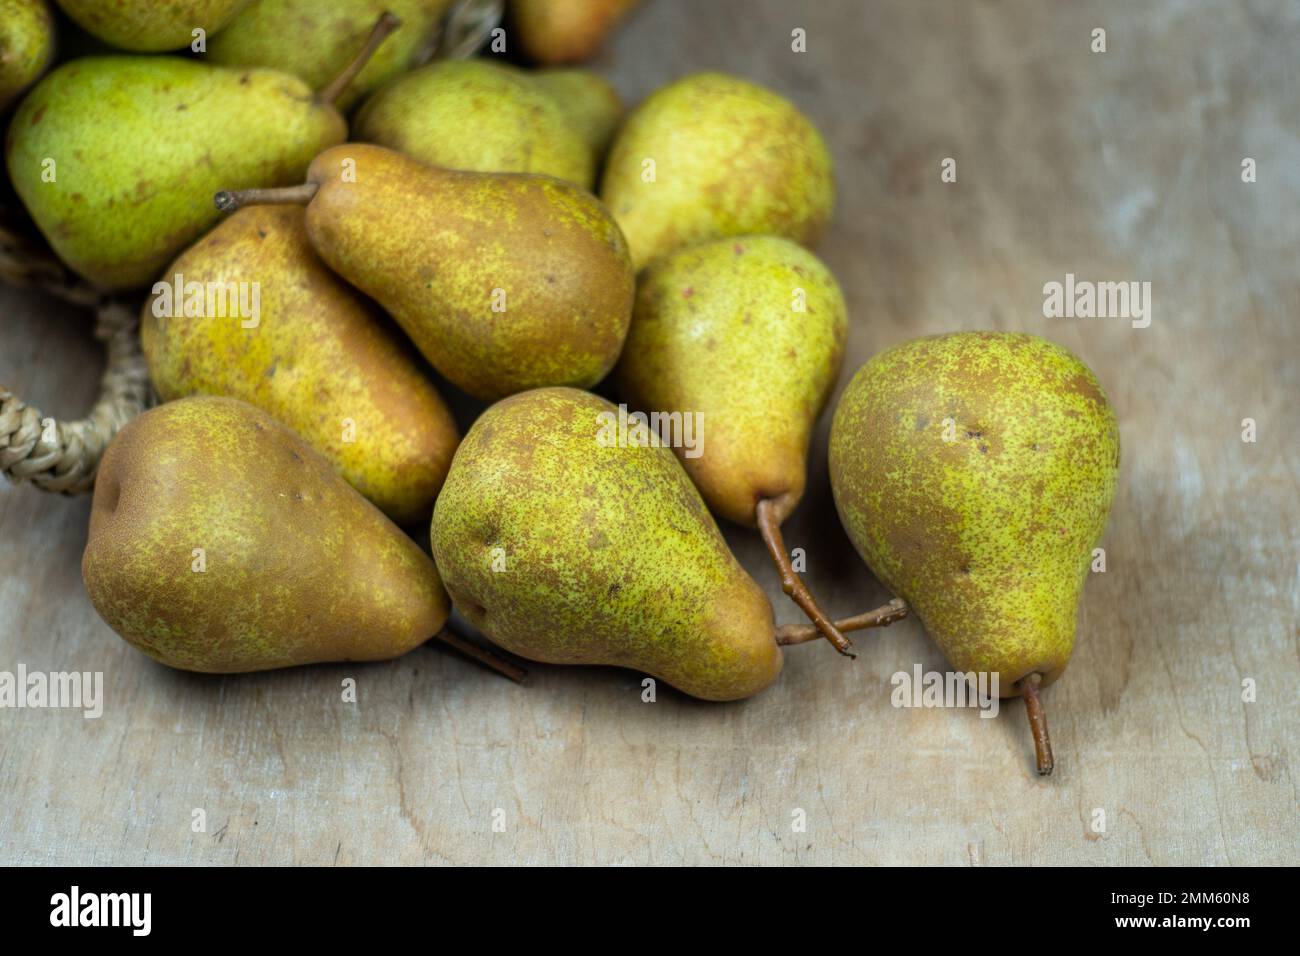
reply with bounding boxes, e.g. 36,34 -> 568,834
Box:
2,1 -> 1119,776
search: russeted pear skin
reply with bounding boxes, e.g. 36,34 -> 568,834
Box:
140,205 -> 459,524
615,235 -> 846,526
430,388 -> 782,701
0,0 -> 55,113
354,60 -> 595,188
6,57 -> 344,290
601,72 -> 834,271
829,332 -> 1120,695
55,0 -> 248,52
207,0 -> 455,111
83,397 -> 450,672
297,144 -> 634,401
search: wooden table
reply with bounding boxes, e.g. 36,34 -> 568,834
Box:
2,0 -> 1296,865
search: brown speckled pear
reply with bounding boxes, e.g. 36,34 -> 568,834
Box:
83,396 -> 450,673
141,205 -> 459,524
829,332 -> 1120,774
615,235 -> 854,654
214,143 -> 635,401
430,388 -> 782,701
601,72 -> 834,271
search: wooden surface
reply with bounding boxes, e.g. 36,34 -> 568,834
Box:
2,0 -> 1297,865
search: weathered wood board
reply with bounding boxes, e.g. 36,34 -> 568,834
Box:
1,0 -> 1296,865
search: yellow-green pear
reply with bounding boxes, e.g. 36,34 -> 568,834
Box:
530,68 -> 623,159
602,72 -> 834,271
0,0 -> 55,112
55,0 -> 249,52
207,0 -> 454,111
354,59 -> 594,188
141,204 -> 459,524
83,396 -> 451,673
215,143 -> 635,401
431,387 -> 783,701
615,235 -> 851,654
5,15 -> 398,289
829,332 -> 1120,774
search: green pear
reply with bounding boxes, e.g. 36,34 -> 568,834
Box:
530,68 -> 623,159
55,0 -> 249,52
0,0 -> 55,113
83,396 -> 451,672
510,0 -> 638,65
430,387 -> 782,701
215,143 -> 635,401
140,204 -> 459,524
601,72 -> 834,271
6,15 -> 398,290
354,59 -> 595,188
207,0 -> 454,111
615,235 -> 851,653
829,332 -> 1120,773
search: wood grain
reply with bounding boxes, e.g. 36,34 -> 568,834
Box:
1,0 -> 1296,865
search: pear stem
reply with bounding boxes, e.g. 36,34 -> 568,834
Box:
756,498 -> 855,658
433,628 -> 527,683
774,598 -> 909,645
316,11 -> 403,107
215,182 -> 320,212
1020,673 -> 1054,776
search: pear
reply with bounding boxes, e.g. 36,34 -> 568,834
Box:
83,396 -> 451,673
829,332 -> 1120,774
510,0 -> 638,64
55,0 -> 249,52
531,68 -> 623,159
354,59 -> 595,188
615,235 -> 854,653
602,72 -> 834,271
5,13 -> 399,290
0,0 -> 55,113
430,387 -> 784,701
207,0 -> 454,111
215,143 -> 635,401
140,204 -> 459,524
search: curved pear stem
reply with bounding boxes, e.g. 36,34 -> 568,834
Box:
774,598 -> 909,646
215,182 -> 320,213
316,11 -> 403,107
433,628 -> 527,683
756,498 -> 855,657
1019,673 -> 1054,776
